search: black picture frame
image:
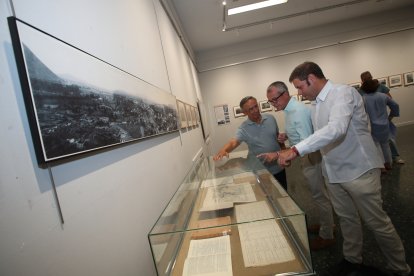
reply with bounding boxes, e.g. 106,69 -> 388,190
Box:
8,17 -> 179,165
196,101 -> 209,141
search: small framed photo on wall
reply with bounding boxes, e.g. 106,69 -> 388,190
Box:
389,75 -> 402,87
185,103 -> 193,127
177,100 -> 188,129
259,100 -> 273,112
377,77 -> 389,87
191,106 -> 197,126
403,72 -> 414,86
233,106 -> 245,118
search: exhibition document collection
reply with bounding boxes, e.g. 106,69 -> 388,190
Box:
182,171 -> 294,275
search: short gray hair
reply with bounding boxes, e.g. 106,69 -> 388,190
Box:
267,81 -> 289,95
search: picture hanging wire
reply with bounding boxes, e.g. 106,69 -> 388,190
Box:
8,0 -> 16,17
48,164 -> 65,225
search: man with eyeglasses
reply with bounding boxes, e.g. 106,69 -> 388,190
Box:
258,81 -> 335,250
213,96 -> 287,190
276,62 -> 410,276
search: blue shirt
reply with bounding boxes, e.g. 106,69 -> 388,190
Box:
284,97 -> 314,146
295,81 -> 383,183
359,83 -> 390,95
363,92 -> 399,143
236,113 -> 283,175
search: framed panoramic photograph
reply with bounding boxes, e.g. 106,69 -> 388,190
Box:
389,74 -> 402,87
233,106 -> 245,118
177,100 -> 188,129
403,72 -> 414,86
8,17 -> 179,164
259,100 -> 273,112
377,77 -> 389,87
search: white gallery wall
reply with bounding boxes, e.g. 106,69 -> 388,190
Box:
0,0 -> 204,276
198,7 -> 414,155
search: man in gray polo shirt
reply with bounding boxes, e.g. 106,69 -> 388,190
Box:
213,96 -> 287,190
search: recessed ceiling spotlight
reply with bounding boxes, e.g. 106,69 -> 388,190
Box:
228,0 -> 288,16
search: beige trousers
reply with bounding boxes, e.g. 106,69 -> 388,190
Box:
300,151 -> 335,239
326,168 -> 410,275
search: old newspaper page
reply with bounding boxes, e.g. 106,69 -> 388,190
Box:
238,220 -> 295,267
183,235 -> 233,276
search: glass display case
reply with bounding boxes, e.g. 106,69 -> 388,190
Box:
148,154 -> 314,276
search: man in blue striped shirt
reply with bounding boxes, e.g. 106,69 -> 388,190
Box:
259,81 -> 335,250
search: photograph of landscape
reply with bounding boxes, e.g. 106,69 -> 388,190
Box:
10,19 -> 179,163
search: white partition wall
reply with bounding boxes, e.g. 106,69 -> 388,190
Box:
198,9 -> 414,155
0,0 -> 204,276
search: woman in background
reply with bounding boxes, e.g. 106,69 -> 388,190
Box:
360,79 -> 400,171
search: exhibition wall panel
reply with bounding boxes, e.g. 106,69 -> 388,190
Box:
0,0 -> 204,276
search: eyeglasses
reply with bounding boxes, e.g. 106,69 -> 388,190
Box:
267,91 -> 285,104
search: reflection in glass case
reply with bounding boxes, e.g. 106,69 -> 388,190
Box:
148,155 -> 314,276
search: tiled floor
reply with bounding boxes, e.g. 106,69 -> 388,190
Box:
286,124 -> 414,276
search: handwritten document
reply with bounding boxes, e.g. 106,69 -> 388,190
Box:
235,201 -> 274,223
200,183 -> 256,212
183,235 -> 233,276
238,220 -> 295,267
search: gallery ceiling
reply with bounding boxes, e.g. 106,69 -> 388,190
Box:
163,0 -> 414,55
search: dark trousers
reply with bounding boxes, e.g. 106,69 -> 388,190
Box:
273,169 -> 287,191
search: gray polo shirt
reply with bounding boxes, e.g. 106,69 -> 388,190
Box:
236,113 -> 283,175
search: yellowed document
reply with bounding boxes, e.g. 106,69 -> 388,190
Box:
238,220 -> 295,267
201,176 -> 234,188
200,183 -> 256,212
183,235 -> 233,276
232,171 -> 256,181
235,201 -> 274,223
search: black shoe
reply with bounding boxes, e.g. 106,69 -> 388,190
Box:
321,259 -> 362,276
358,264 -> 389,276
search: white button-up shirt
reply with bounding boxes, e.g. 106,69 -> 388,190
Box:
294,81 -> 383,183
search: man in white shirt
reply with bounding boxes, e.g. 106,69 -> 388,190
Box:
277,62 -> 410,276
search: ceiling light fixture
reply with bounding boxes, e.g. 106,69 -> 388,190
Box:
228,0 -> 288,16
